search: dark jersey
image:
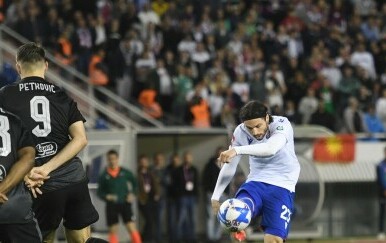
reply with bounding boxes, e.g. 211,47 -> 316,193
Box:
0,108 -> 35,223
0,77 -> 87,192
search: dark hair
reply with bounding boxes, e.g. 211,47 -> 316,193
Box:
16,42 -> 46,64
107,149 -> 118,156
239,100 -> 273,123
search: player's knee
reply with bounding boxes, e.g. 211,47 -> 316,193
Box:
85,237 -> 109,243
264,234 -> 283,243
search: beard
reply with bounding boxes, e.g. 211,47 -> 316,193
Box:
254,126 -> 268,140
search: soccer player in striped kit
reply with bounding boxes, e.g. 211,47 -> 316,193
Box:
212,100 -> 300,243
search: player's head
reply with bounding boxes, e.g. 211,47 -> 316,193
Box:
239,100 -> 273,140
16,42 -> 48,78
106,150 -> 119,168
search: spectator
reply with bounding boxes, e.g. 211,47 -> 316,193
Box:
350,43 -> 377,80
264,61 -> 287,111
151,152 -> 167,242
249,71 -> 266,103
174,151 -> 199,243
338,65 -> 361,111
208,88 -> 225,127
72,14 -> 93,75
285,70 -> 308,109
89,48 -> 109,87
298,88 -> 319,125
138,2 -> 160,27
202,146 -> 227,242
342,96 -> 367,134
186,82 -> 210,128
321,58 -> 342,90
363,105 -> 384,138
138,87 -> 163,119
147,59 -> 174,114
134,46 -> 156,98
165,153 -> 181,243
172,65 -> 194,124
310,100 -> 336,131
137,154 -> 160,242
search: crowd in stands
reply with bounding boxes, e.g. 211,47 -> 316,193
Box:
2,0 -> 386,134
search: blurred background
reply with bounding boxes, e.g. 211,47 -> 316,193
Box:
0,0 -> 386,242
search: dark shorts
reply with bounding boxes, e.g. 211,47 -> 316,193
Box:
0,218 -> 42,243
33,180 -> 99,238
106,202 -> 135,226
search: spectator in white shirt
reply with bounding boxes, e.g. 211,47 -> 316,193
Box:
350,43 -> 377,79
321,58 -> 342,90
298,88 -> 319,124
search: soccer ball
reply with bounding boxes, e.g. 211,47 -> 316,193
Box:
217,198 -> 252,232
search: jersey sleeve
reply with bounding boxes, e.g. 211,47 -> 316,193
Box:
68,100 -> 86,125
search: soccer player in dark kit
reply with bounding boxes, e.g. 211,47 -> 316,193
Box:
0,107 -> 42,242
0,42 -> 104,243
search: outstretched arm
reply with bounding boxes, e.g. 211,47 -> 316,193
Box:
218,133 -> 287,163
211,155 -> 241,214
235,133 -> 286,156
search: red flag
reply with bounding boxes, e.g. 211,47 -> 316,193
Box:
313,134 -> 355,163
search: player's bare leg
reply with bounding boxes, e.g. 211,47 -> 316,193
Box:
42,230 -> 56,243
65,226 -> 91,243
125,221 -> 142,243
264,233 -> 283,243
108,224 -> 119,243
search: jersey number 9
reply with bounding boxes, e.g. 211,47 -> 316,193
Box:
30,96 -> 51,137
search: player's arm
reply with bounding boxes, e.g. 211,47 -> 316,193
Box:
0,146 -> 35,199
218,133 -> 286,162
211,155 -> 241,214
31,121 -> 87,176
234,133 -> 286,156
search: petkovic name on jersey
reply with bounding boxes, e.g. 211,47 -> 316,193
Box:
19,82 -> 56,93
36,142 -> 58,158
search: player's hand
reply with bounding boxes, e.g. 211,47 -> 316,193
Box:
211,199 -> 220,215
28,166 -> 50,181
24,175 -> 44,198
218,147 -> 237,163
0,193 -> 8,204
